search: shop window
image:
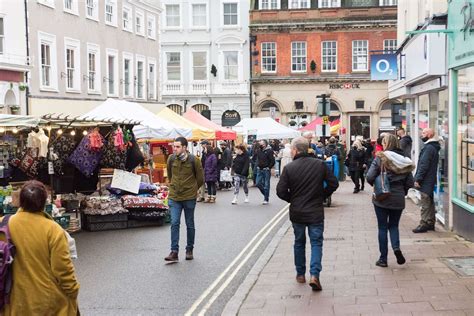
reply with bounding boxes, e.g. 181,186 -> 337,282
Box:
457,67 -> 474,205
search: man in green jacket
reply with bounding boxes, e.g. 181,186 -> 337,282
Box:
165,137 -> 204,262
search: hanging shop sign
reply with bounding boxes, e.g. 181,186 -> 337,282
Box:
370,54 -> 398,80
221,110 -> 241,127
329,83 -> 361,89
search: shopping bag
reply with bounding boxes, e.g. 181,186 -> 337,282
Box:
407,188 -> 421,205
220,170 -> 232,182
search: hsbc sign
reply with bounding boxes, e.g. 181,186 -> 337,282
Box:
329,83 -> 361,89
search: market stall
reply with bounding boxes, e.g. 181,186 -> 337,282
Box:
183,108 -> 237,140
299,117 -> 341,136
156,107 -> 215,140
233,117 -> 300,140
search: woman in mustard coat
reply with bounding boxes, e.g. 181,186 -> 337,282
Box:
4,181 -> 79,316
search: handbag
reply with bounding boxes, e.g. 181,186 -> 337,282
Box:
220,169 -> 232,182
373,164 -> 391,202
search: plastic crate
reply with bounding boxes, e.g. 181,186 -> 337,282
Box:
83,221 -> 128,232
83,213 -> 128,224
54,214 -> 71,230
127,218 -> 164,229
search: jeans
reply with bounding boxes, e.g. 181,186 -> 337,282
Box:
233,175 -> 248,196
420,192 -> 436,226
169,199 -> 197,252
292,222 -> 324,277
374,206 -> 403,262
256,168 -> 271,201
206,181 -> 216,196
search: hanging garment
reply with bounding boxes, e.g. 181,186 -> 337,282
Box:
52,135 -> 77,175
26,131 -> 37,148
113,127 -> 125,151
88,129 -> 104,152
125,133 -> 145,171
35,129 -> 50,158
100,137 -> 127,170
68,136 -> 103,177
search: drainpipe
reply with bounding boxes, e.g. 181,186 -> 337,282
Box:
249,35 -> 256,118
24,0 -> 30,115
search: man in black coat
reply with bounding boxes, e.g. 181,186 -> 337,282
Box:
397,127 -> 413,158
413,128 -> 440,233
277,137 -> 339,291
255,140 -> 275,204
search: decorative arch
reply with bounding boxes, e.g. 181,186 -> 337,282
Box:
376,98 -> 402,113
167,104 -> 183,115
256,98 -> 283,113
192,104 -> 209,114
4,90 -> 17,107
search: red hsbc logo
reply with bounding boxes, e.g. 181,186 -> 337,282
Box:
329,83 -> 361,89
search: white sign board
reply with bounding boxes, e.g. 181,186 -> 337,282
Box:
111,169 -> 141,194
315,124 -> 331,137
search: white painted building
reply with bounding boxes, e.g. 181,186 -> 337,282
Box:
26,0 -> 162,116
160,0 -> 250,126
0,0 -> 29,115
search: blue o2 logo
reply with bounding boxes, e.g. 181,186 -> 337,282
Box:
371,54 -> 398,81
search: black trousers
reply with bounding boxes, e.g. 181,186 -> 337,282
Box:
207,181 -> 216,196
350,170 -> 365,190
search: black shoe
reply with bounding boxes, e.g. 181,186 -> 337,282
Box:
376,259 -> 388,268
412,225 -> 429,233
186,250 -> 194,261
353,188 -> 360,193
361,186 -> 365,191
164,251 -> 178,262
394,249 -> 406,265
428,224 -> 435,231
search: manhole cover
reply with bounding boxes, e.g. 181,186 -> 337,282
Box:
325,237 -> 344,241
442,257 -> 474,276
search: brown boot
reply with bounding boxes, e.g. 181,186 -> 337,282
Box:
186,250 -> 194,260
296,275 -> 306,284
164,251 -> 178,262
309,276 -> 322,291
204,197 -> 211,203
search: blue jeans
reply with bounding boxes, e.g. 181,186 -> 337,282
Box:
169,199 -> 197,252
292,222 -> 324,277
374,206 -> 403,262
256,168 -> 271,201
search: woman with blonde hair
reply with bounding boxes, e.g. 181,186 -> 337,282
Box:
346,138 -> 367,193
367,134 -> 414,268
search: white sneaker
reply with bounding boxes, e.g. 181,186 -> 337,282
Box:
244,196 -> 249,203
262,200 -> 269,205
232,197 -> 238,205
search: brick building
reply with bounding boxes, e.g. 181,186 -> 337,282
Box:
250,0 -> 398,141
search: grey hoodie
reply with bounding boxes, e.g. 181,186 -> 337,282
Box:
367,148 -> 415,210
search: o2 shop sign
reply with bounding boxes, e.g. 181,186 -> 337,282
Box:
370,54 -> 398,81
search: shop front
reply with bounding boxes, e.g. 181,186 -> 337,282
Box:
449,0 -> 474,240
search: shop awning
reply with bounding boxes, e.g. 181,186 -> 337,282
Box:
0,114 -> 45,127
233,117 -> 300,140
79,99 -> 192,140
183,108 -> 236,140
299,117 -> 341,135
156,107 -> 215,140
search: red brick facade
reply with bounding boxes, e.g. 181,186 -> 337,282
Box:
253,30 -> 397,77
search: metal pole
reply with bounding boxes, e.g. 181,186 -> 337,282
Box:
322,94 -> 327,142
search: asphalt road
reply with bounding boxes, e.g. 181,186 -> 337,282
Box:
74,179 -> 288,315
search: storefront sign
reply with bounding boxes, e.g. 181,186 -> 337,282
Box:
329,83 -> 360,89
221,110 -> 241,127
370,54 -> 398,80
449,0 -> 474,69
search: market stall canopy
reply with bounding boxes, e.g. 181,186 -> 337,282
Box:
234,118 -> 300,140
0,114 -> 45,127
156,107 -> 215,140
78,99 -> 192,139
183,108 -> 236,140
299,117 -> 341,135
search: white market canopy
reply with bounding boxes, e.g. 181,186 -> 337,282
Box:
0,114 -> 45,127
233,117 -> 301,140
79,99 -> 192,140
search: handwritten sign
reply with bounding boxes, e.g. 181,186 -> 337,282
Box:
111,169 -> 141,194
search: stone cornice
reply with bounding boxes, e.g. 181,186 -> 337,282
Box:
250,19 -> 397,32
250,75 -> 384,84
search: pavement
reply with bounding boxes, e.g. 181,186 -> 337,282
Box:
231,180 -> 474,316
73,179 -> 288,315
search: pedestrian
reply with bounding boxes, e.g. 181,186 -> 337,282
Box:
204,145 -> 218,203
397,127 -> 413,158
337,140 -> 347,181
251,141 -> 260,186
412,128 -> 440,233
276,137 -> 339,291
302,132 -> 319,157
197,140 -> 209,202
279,141 -> 292,172
375,134 -> 386,154
165,137 -> 204,262
324,137 -> 340,159
255,139 -> 275,205
3,180 -> 80,315
231,144 -> 250,205
367,134 -> 415,268
218,142 -> 233,190
346,139 -> 367,193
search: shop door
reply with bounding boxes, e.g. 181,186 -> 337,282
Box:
350,115 -> 371,140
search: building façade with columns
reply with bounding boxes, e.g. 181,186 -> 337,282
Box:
250,0 -> 399,142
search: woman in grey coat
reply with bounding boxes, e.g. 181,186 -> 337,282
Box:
367,134 -> 415,268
